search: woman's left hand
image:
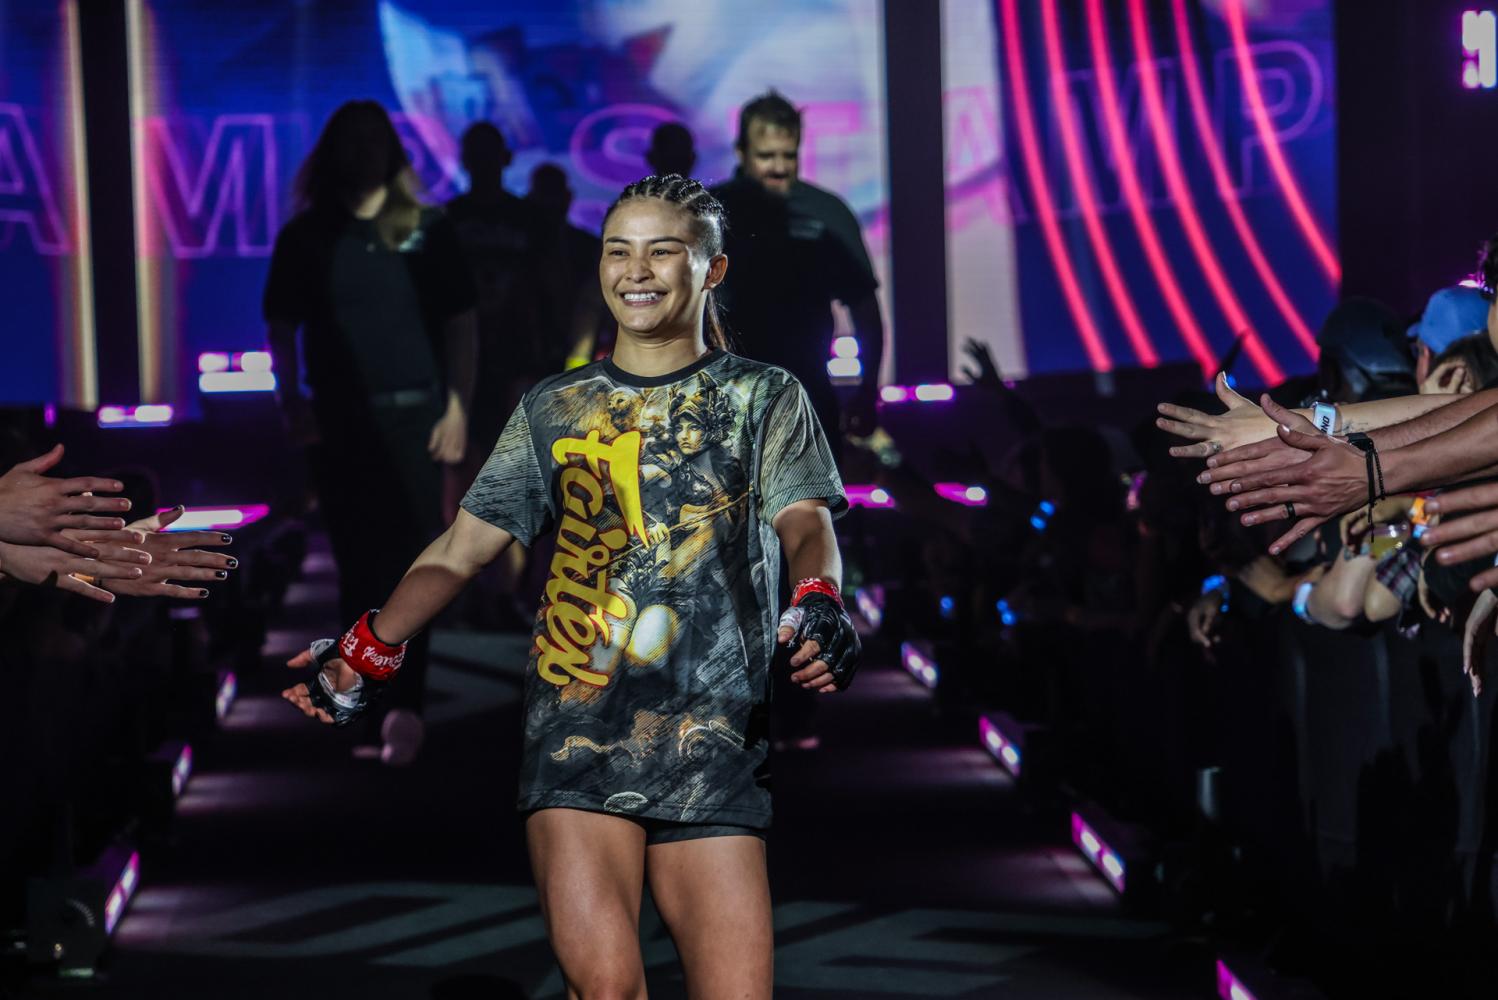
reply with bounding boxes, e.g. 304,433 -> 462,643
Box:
1157,373 -> 1280,459
64,505 -> 237,599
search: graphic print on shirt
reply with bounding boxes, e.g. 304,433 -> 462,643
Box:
535,370 -> 750,694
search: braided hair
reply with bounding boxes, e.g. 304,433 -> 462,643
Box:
603,174 -> 731,350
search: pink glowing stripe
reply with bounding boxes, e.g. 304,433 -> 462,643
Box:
1000,0 -> 1114,372
844,485 -> 896,510
1224,0 -> 1340,282
1041,0 -> 1160,369
1070,811 -> 1126,893
158,503 -> 270,532
934,482 -> 989,507
1079,0 -> 1218,379
1215,959 -> 1260,1000
1170,0 -> 1317,359
1121,0 -> 1286,385
104,850 -> 140,936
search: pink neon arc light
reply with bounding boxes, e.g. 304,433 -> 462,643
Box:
1121,0 -> 1286,385
1076,0 -> 1218,379
1224,0 -> 1340,283
1000,0 -> 1114,372
1040,0 -> 1160,369
158,504 -> 270,532
1170,0 -> 1317,359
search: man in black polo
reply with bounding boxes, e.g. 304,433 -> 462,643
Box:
710,91 -> 885,453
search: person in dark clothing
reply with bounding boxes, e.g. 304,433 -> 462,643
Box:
710,91 -> 885,453
645,121 -> 697,179
264,100 -> 477,764
525,163 -> 609,367
445,122 -> 555,460
711,91 -> 885,750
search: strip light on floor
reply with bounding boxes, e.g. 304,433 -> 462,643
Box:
171,743 -> 193,798
215,671 -> 237,721
97,404 -> 172,427
854,585 -> 885,630
845,485 -> 895,509
1215,959 -> 1260,1000
199,350 -> 277,393
1071,811 -> 1126,893
934,482 -> 988,507
879,383 -> 955,404
979,715 -> 1022,776
900,641 -> 938,689
102,850 -> 140,936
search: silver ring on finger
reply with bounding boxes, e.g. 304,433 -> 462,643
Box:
1209,440 -> 1223,455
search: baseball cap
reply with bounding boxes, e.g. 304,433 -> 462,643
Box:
1408,285 -> 1491,353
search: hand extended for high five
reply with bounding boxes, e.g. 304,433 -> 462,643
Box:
0,444 -> 137,557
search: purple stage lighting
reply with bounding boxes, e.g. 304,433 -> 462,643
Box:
102,850 -> 140,936
900,641 -> 939,689
934,482 -> 988,506
854,585 -> 885,630
845,484 -> 896,509
159,504 -> 269,532
879,383 -> 955,404
1215,959 -> 1261,1000
978,715 -> 1022,776
171,743 -> 193,798
215,671 -> 237,721
198,350 -> 277,392
1071,811 -> 1126,893
97,404 -> 173,428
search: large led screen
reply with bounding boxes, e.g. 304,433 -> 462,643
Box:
131,0 -> 890,406
946,0 -> 1337,383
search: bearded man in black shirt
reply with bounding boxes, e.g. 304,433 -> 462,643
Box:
710,91 -> 886,453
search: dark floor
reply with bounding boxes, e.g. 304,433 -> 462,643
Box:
58,541 -> 1207,998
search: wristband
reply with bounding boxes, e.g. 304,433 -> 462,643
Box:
1292,580 -> 1316,625
791,578 -> 843,609
1313,402 -> 1338,435
338,610 -> 407,680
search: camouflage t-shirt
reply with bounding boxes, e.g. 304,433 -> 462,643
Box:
461,350 -> 846,827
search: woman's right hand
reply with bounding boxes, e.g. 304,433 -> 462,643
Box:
282,647 -> 359,724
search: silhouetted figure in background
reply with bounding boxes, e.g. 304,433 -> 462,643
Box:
526,163 -> 609,364
264,100 -> 478,763
645,121 -> 697,178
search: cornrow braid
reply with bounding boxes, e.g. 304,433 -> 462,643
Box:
604,174 -> 733,350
